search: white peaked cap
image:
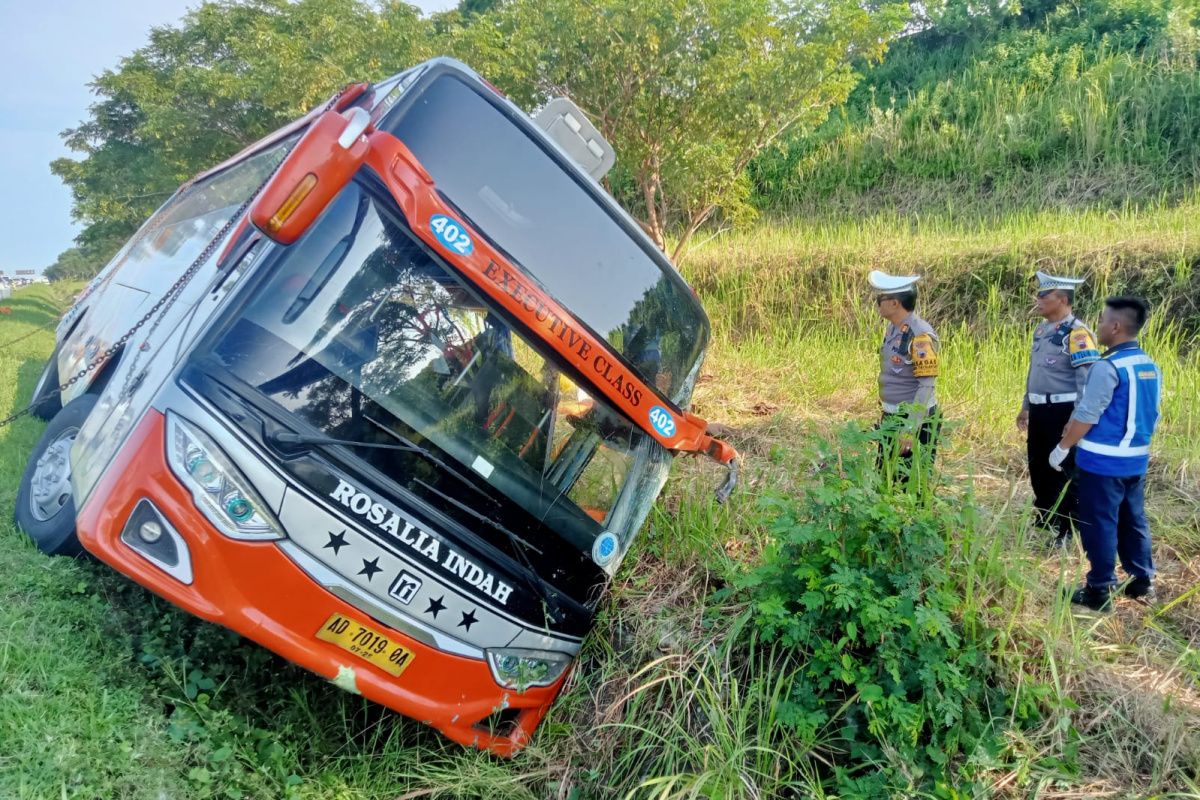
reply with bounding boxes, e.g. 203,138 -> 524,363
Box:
1036,270 -> 1085,290
868,270 -> 921,294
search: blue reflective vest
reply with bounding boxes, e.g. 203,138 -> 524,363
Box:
1076,342 -> 1162,477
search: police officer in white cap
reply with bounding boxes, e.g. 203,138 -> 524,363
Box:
870,270 -> 940,472
1016,271 -> 1100,546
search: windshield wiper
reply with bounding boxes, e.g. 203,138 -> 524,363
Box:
363,413 -> 580,623
413,477 -> 542,555
267,428 -> 574,623
267,430 -> 486,498
414,476 -> 577,624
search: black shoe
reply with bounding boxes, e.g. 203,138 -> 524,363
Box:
1068,584 -> 1113,612
1123,578 -> 1157,604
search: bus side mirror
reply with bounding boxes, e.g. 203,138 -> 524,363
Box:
250,107 -> 372,245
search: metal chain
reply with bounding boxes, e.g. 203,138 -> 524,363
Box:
113,80 -> 356,396
0,85 -> 354,431
115,168 -> 278,398
0,181 -> 262,431
0,179 -> 202,430
0,320 -> 58,353
62,177 -> 199,321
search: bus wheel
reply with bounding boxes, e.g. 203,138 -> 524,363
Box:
14,393 -> 98,556
29,350 -> 62,421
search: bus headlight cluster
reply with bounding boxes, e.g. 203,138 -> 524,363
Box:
166,412 -> 284,541
485,648 -> 571,691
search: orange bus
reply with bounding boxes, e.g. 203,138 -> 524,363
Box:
17,57 -> 737,755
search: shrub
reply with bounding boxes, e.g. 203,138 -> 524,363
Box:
739,423 -> 1012,796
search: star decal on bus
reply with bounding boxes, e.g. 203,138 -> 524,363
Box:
358,557 -> 382,581
323,529 -> 348,556
457,609 -> 478,631
425,595 -> 446,618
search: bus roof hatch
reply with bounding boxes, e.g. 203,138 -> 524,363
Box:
534,98 -> 615,181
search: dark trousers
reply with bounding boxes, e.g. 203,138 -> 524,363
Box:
879,408 -> 940,482
1076,469 -> 1154,588
1027,401 -> 1077,536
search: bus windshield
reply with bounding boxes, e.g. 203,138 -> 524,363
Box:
208,181 -> 665,557
383,72 -> 708,404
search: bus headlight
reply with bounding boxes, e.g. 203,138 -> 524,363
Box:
485,648 -> 571,691
166,412 -> 285,541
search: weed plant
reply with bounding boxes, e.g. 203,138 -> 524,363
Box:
740,423 -> 1011,796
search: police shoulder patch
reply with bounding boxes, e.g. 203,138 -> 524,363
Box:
1068,327 -> 1100,366
910,333 -> 939,378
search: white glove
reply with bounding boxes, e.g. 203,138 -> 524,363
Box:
1049,445 -> 1070,472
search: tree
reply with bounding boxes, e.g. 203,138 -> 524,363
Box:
907,0 -> 1020,39
51,0 -> 431,276
458,0 -> 501,17
43,245 -> 107,282
449,0 -> 910,260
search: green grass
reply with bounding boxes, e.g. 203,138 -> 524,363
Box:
0,285 -> 189,798
3,201 -> 1200,800
751,3 -> 1200,219
11,5 -> 1200,795
680,209 -> 1200,795
685,201 -> 1200,472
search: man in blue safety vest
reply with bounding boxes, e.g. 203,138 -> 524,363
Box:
1049,296 -> 1162,611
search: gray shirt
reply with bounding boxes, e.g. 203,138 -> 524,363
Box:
879,312 -> 938,407
1071,359 -> 1119,424
1022,314 -> 1099,410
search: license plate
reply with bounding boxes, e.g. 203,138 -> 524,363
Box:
315,612 -> 415,678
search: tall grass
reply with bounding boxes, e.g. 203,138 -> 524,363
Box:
687,199 -> 1200,334
603,626 -> 813,798
684,212 -> 1200,481
751,2 -> 1200,218
672,207 -> 1200,795
764,50 -> 1200,202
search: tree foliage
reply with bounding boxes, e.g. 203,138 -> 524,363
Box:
50,0 -> 430,271
909,0 -> 1020,40
43,246 -> 105,282
48,0 -> 909,275
449,0 -> 909,259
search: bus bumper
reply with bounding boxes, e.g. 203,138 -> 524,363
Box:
75,410 -> 564,756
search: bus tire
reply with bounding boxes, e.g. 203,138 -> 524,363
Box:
29,350 -> 62,421
14,393 -> 99,557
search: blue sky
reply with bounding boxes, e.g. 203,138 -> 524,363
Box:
0,0 -> 455,273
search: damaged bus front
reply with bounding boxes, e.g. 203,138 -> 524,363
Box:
16,58 -> 737,755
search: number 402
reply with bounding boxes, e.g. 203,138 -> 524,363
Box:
430,215 -> 472,254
